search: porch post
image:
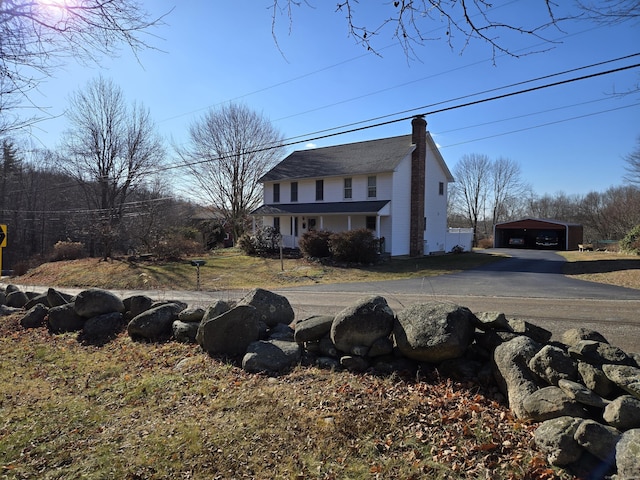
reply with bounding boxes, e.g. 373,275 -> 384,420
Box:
347,216 -> 352,231
376,215 -> 381,238
320,216 -> 324,230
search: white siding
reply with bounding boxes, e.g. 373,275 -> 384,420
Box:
389,155 -> 412,256
424,143 -> 449,253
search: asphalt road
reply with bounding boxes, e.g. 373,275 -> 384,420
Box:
7,249 -> 640,354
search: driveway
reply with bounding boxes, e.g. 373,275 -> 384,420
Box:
273,249 -> 640,353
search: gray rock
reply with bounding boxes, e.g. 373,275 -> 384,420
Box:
196,305 -> 259,356
177,307 -> 206,323
558,379 -> 608,408
493,335 -> 543,419
473,311 -> 510,331
47,288 -> 72,307
294,315 -> 334,343
123,295 -> 154,318
534,416 -> 584,466
602,364 -> 640,399
340,355 -> 370,372
569,340 -> 635,366
242,339 -> 301,374
507,318 -> 552,344
82,312 -> 124,339
127,303 -> 183,340
0,304 -> 23,316
318,336 -> 338,358
528,345 -> 579,386
172,320 -> 199,343
474,330 -> 520,352
202,300 -> 232,321
74,288 -> 125,318
573,419 -> 620,463
393,301 -> 475,363
368,336 -> 394,357
237,288 -> 294,327
603,395 -> 640,430
5,290 -> 29,308
615,429 -> 640,479
331,296 -> 395,354
561,327 -> 609,347
23,293 -> 50,310
578,361 -> 616,398
523,386 -> 588,422
48,303 -> 85,333
20,304 -> 49,329
268,323 -> 294,341
316,356 -> 340,370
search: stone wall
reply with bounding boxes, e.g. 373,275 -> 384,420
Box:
3,284 -> 639,479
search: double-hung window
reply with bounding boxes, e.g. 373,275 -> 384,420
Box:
367,176 -> 377,198
344,178 -> 352,199
316,180 -> 324,201
273,183 -> 280,203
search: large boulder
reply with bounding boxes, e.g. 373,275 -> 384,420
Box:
573,419 -> 621,463
569,340 -> 636,366
578,361 -> 616,398
561,327 -> 609,347
172,320 -> 199,343
123,295 -> 154,319
74,288 -> 125,318
127,303 -> 183,340
48,303 -> 85,333
331,296 -> 394,355
602,364 -> 640,399
393,302 -> 475,363
242,339 -> 301,374
196,305 -> 260,356
493,335 -> 543,419
294,315 -> 334,344
82,312 -> 125,340
616,429 -> 640,480
5,289 -> 29,308
603,395 -> 640,430
20,304 -> 49,329
237,288 -> 294,327
534,416 -> 584,466
47,288 -> 73,307
528,345 -> 579,386
522,386 -> 588,422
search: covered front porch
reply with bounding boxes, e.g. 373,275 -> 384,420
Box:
250,201 -> 391,251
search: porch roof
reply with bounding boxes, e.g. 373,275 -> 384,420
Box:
251,200 -> 390,216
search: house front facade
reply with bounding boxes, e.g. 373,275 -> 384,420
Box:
251,116 -> 454,257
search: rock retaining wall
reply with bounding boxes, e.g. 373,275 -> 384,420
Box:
2,284 -> 639,479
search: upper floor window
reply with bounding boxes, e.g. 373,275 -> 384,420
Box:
344,178 -> 352,199
439,182 -> 444,196
291,182 -> 298,202
367,176 -> 377,198
273,183 -> 280,203
316,179 -> 324,201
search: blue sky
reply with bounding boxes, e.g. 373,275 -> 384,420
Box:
25,1 -> 640,197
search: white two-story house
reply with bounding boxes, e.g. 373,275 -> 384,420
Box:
251,116 -> 455,257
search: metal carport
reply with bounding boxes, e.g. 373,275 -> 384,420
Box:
493,218 -> 583,251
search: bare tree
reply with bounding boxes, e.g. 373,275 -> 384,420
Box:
451,153 -> 492,246
271,1 -> 568,60
63,76 -> 165,259
490,157 -> 530,226
0,0 -> 168,113
623,135 -> 640,185
177,103 -> 284,243
577,0 -> 640,24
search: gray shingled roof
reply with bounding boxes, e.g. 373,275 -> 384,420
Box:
251,201 -> 390,216
260,135 -> 415,182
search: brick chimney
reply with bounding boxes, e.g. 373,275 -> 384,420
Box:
409,116 -> 426,257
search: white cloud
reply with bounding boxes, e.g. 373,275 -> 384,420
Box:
304,143 -> 317,149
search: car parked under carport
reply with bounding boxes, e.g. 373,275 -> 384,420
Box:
493,218 -> 583,250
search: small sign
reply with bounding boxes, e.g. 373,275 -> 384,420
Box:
0,224 -> 6,248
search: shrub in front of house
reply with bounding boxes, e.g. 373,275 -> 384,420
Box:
620,224 -> 640,255
152,234 -> 203,261
298,230 -> 332,258
50,241 -> 86,261
238,227 -> 281,257
329,229 -> 379,264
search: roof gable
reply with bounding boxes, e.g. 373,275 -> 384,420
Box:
260,135 -> 416,182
